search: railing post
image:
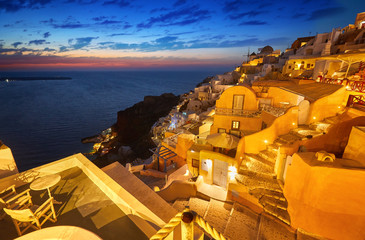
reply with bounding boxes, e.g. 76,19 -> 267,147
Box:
181,207 -> 194,240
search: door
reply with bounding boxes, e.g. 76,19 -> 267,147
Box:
298,100 -> 310,125
213,159 -> 228,188
233,95 -> 244,110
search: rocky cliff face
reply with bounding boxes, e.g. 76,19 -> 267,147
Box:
114,93 -> 180,158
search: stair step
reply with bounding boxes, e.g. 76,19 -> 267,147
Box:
204,199 -> 233,234
224,202 -> 260,240
263,204 -> 291,225
188,197 -> 210,218
246,153 -> 275,167
258,150 -> 277,163
267,144 -> 279,153
172,199 -> 189,212
236,173 -> 281,191
238,167 -> 276,180
249,187 -> 284,200
260,195 -> 288,210
277,133 -> 302,143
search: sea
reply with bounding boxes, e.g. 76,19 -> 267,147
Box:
0,70 -> 227,171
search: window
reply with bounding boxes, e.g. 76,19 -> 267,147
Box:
218,128 -> 226,133
233,95 -> 244,110
232,121 -> 240,130
230,130 -> 241,137
192,159 -> 199,177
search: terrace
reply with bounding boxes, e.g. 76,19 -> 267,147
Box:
0,154 -> 176,239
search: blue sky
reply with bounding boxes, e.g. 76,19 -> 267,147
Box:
0,0 -> 363,70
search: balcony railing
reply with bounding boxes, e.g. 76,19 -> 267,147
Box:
215,108 -> 260,117
318,78 -> 365,93
261,104 -> 288,117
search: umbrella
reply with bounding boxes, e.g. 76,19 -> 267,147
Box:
206,132 -> 239,149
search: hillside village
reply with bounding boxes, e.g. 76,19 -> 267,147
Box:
1,12 -> 365,240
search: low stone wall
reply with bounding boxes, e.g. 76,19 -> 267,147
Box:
284,152 -> 365,240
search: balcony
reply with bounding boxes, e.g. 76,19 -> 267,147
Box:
215,108 -> 260,117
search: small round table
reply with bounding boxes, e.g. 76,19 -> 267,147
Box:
30,174 -> 62,204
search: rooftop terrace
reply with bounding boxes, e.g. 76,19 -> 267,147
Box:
0,154 -> 177,239
1,166 -> 148,239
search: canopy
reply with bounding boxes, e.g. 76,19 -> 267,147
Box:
206,132 -> 239,149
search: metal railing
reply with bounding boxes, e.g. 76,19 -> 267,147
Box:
215,107 -> 260,117
261,104 -> 288,117
318,78 -> 365,93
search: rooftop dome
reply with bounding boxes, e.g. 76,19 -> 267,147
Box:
260,45 -> 273,54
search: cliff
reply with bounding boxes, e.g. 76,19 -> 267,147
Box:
114,93 -> 180,158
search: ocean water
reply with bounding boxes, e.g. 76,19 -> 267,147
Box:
0,70 -> 224,171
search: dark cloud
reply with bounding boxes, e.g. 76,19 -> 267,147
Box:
43,32 -> 51,38
43,47 -> 56,52
29,39 -> 49,45
99,20 -> 123,25
306,7 -> 346,21
92,16 -> 108,21
12,42 -> 23,48
68,37 -> 98,49
138,5 -> 210,29
239,20 -> 268,25
98,41 -> 115,45
223,0 -> 244,13
59,46 -> 68,52
107,33 -> 132,37
41,16 -> 89,29
0,0 -> 52,12
52,23 -> 88,29
150,7 -> 169,13
229,10 -> 268,20
40,18 -> 55,24
103,0 -> 130,7
102,35 -> 289,52
173,0 -> 187,7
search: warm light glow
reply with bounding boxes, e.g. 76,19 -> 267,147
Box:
184,170 -> 190,176
264,140 -> 268,144
206,159 -> 212,168
292,122 -> 296,126
346,85 -> 351,90
313,116 -> 316,120
338,106 -> 341,109
228,165 -> 237,181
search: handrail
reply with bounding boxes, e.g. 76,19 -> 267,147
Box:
150,212 -> 183,240
195,214 -> 228,240
149,208 -> 228,240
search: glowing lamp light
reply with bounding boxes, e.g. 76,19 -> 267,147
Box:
313,116 -> 316,120
338,106 -> 341,109
228,166 -> 237,181
206,159 -> 212,168
345,85 -> 351,90
184,170 -> 190,176
292,122 -> 296,126
264,140 -> 268,144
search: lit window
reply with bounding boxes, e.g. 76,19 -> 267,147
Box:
218,128 -> 226,133
232,121 -> 240,130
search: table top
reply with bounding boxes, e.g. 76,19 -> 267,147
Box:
30,174 -> 61,191
15,226 -> 102,240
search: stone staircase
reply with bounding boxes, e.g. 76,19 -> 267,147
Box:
235,124 -> 328,225
171,197 -> 296,240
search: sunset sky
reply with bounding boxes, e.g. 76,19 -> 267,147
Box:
0,0 -> 363,70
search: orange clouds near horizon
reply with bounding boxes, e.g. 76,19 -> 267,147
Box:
0,54 -> 237,70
